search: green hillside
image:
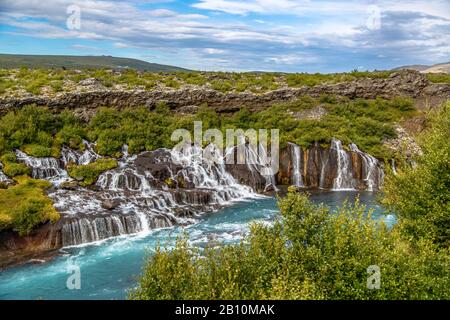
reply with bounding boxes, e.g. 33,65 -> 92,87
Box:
0,54 -> 189,72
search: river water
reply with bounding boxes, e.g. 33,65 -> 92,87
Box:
0,191 -> 394,300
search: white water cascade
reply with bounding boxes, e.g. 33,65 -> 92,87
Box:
226,141 -> 277,191
0,162 -> 9,181
173,143 -> 257,202
349,143 -> 383,191
15,149 -> 69,184
51,143 -> 261,246
288,142 -> 304,187
330,138 -> 355,190
61,140 -> 100,166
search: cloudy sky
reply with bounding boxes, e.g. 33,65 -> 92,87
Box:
0,0 -> 449,72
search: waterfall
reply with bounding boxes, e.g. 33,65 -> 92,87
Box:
288,142 -> 304,187
349,143 -> 382,191
60,214 -> 160,247
391,159 -> 397,175
15,150 -> 69,184
48,143 -> 262,247
330,138 -> 355,190
61,140 -> 100,166
227,141 -> 277,191
174,143 -> 256,201
0,162 -> 10,181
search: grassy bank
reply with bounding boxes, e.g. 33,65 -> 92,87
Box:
0,176 -> 59,236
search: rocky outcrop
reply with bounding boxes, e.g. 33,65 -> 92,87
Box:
0,222 -> 62,269
383,125 -> 423,158
1,71 -> 448,119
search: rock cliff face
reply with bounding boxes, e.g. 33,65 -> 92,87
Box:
277,140 -> 383,191
1,71 -> 448,119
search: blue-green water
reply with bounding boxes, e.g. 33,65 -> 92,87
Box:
0,191 -> 394,300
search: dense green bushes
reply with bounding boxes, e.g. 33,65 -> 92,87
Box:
87,103 -> 174,156
0,152 -> 30,177
0,105 -> 84,157
382,103 -> 450,247
67,158 -> 118,186
130,190 -> 449,300
0,176 -> 60,236
0,95 -> 415,162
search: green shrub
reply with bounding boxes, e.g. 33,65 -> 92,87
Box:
130,190 -> 449,300
382,103 -> 450,247
67,158 -> 118,186
0,104 -> 61,153
427,73 -> 450,84
211,80 -> 233,93
21,144 -> 52,157
0,176 -> 59,235
0,152 -> 30,177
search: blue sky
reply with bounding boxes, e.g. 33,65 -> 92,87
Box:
0,0 -> 449,72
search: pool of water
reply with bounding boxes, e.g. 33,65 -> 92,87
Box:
0,191 -> 394,300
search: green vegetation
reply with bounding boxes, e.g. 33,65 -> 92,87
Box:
426,73 -> 450,84
0,67 -> 396,97
0,152 -> 30,177
130,109 -> 450,299
2,66 -> 449,98
0,105 -> 84,157
219,96 -> 415,158
67,158 -> 118,186
382,103 -> 450,247
0,176 -> 60,236
0,95 -> 416,162
285,70 -> 392,87
87,104 -> 174,156
0,54 -> 188,72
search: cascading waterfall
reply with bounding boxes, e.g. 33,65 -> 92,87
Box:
51,143 -> 260,246
15,149 -> 69,184
287,139 -> 383,191
61,140 -> 100,166
288,142 -> 304,187
318,153 -> 329,189
173,143 -> 256,202
349,143 -> 383,191
330,138 -> 355,190
10,138 -> 384,248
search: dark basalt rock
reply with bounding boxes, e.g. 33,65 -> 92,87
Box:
225,163 -> 266,193
101,199 -> 121,210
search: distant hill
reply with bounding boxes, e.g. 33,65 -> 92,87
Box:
0,54 -> 189,72
393,62 -> 450,74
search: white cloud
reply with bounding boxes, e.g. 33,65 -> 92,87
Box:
204,48 -> 225,54
0,0 -> 449,71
